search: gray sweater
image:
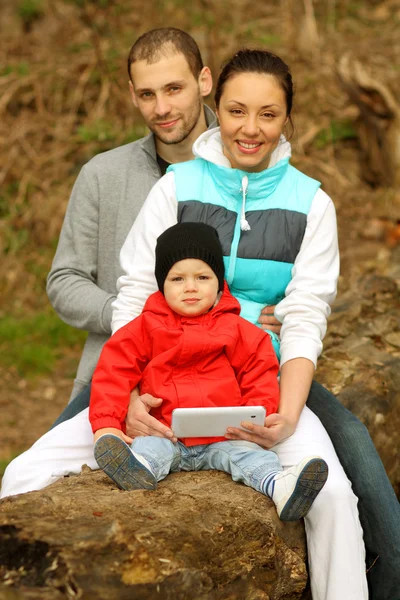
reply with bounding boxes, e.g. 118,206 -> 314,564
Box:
47,106 -> 216,400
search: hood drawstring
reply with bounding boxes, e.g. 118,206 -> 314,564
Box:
240,175 -> 251,231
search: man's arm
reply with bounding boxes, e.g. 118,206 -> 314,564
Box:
47,164 -> 115,334
258,305 -> 281,334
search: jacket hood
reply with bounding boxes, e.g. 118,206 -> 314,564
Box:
192,127 -> 291,169
142,281 -> 241,323
191,128 -> 292,231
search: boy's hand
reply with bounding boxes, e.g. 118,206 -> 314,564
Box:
258,305 -> 282,335
125,390 -> 178,442
93,427 -> 133,445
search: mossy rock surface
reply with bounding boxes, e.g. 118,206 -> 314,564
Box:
0,469 -> 309,599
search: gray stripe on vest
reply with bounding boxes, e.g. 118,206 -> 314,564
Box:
178,200 -> 236,255
178,201 -> 306,263
238,209 -> 307,263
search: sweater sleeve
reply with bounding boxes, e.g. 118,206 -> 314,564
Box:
46,164 -> 115,334
275,188 -> 339,367
227,322 -> 280,415
111,172 -> 178,334
89,320 -> 149,432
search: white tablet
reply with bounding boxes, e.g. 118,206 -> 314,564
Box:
171,406 -> 266,438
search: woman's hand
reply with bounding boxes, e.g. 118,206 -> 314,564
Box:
93,427 -> 133,445
225,413 -> 297,449
125,390 -> 177,442
258,305 -> 282,335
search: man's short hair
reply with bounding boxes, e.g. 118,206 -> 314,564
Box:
128,27 -> 204,81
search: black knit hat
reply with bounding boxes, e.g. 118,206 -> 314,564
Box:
155,222 -> 225,292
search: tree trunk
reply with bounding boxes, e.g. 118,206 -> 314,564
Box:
337,54 -> 400,187
0,470 -> 310,600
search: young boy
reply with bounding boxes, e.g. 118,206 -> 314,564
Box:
90,222 -> 328,521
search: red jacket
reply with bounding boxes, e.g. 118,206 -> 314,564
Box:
90,283 -> 279,446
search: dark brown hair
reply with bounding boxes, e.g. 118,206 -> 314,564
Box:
215,49 -> 294,134
128,28 -> 204,82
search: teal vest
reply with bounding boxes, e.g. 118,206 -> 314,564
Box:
168,158 -> 320,358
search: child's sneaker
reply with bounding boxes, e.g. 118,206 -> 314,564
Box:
94,434 -> 157,491
272,456 -> 328,521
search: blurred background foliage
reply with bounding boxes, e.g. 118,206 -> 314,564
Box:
0,0 -> 399,379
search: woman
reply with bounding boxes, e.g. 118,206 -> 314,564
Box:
111,49 -> 368,599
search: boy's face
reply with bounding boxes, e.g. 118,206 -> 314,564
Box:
163,258 -> 219,317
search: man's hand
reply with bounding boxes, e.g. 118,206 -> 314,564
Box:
93,427 -> 133,445
258,305 -> 282,335
125,390 -> 177,442
225,413 -> 296,449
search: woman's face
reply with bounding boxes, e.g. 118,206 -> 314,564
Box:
216,72 -> 288,172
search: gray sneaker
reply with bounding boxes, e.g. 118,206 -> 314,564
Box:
94,434 -> 157,491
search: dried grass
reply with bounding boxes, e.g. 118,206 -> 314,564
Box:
1,0 -> 399,312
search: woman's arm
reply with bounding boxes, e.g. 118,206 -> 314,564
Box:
225,357 -> 314,448
110,171 -> 178,439
226,189 -> 338,447
278,357 -> 315,425
259,190 -> 337,340
111,171 -> 178,333
125,389 -> 177,442
276,189 -> 339,368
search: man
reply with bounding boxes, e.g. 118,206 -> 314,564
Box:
46,27 -> 214,406
1,28 -> 399,600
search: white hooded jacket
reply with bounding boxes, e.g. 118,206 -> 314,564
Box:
112,128 -> 339,368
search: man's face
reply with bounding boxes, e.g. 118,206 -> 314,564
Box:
130,51 -> 209,145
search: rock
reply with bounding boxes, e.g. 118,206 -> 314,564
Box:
0,470 -> 309,600
357,274 -> 398,298
317,269 -> 400,495
0,585 -> 25,600
384,332 -> 400,348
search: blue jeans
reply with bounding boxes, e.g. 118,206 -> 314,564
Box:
52,380 -> 400,599
50,383 -> 92,429
131,436 -> 281,492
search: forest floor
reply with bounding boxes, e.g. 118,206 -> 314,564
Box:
1,0 -> 400,480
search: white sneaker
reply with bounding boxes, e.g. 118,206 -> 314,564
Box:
272,456 -> 328,521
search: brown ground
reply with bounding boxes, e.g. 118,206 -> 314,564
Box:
1,0 -> 400,476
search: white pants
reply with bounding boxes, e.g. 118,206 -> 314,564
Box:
1,406 -> 368,600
